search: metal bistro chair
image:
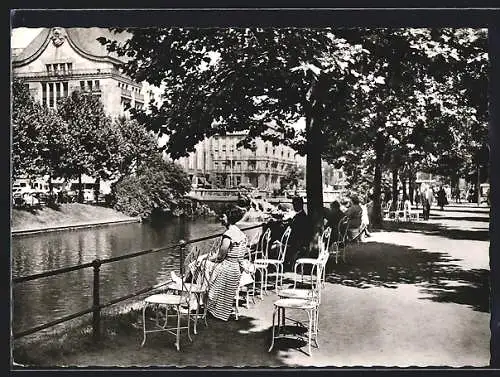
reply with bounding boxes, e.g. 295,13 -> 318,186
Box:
294,227 -> 332,286
387,200 -> 405,221
257,226 -> 292,292
332,216 -> 350,263
252,227 -> 272,299
403,199 -> 420,222
165,245 -> 213,336
383,201 -> 392,219
269,257 -> 323,356
236,229 -> 262,309
141,246 -> 200,351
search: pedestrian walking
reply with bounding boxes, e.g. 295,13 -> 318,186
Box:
437,186 -> 448,211
424,185 -> 434,220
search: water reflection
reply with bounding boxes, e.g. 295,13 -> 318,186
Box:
12,217 -> 224,334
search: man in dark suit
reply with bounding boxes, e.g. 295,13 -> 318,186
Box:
284,196 -> 310,266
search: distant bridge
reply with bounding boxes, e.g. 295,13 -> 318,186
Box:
185,188 -> 344,205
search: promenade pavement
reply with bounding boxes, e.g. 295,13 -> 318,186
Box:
29,203 -> 490,367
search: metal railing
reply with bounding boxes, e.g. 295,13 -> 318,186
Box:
12,222 -> 264,341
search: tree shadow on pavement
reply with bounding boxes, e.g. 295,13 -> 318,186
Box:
73,312 -> 310,367
325,241 -> 489,313
383,221 -> 489,241
430,216 -> 490,223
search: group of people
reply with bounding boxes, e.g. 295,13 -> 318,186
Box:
419,184 -> 448,220
173,192 -> 376,323
324,194 -> 372,242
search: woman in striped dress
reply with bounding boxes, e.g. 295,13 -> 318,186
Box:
206,207 -> 248,321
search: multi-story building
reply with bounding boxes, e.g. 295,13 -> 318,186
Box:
177,132 -> 302,191
12,27 -> 149,117
11,27 -> 154,194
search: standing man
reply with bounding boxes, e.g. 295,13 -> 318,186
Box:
420,183 -> 428,220
425,185 -> 434,220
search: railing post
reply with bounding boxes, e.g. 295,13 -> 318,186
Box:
92,258 -> 101,342
179,240 -> 186,277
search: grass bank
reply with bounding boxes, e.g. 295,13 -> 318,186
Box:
11,203 -> 138,233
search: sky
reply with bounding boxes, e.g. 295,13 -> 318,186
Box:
11,27 -> 42,49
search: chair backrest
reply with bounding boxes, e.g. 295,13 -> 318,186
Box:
255,227 -> 272,261
338,216 -> 350,244
320,226 -> 332,254
384,201 -> 391,211
179,246 -> 202,296
404,200 -> 412,214
246,228 -> 262,253
277,226 -> 292,263
189,247 -> 208,290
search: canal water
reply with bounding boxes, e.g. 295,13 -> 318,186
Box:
12,217 -> 229,336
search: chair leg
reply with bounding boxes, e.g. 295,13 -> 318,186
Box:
187,304 -> 192,342
193,295 -> 199,335
268,306 -> 278,352
175,307 -> 181,351
306,309 -> 313,356
141,304 -> 147,347
235,292 -> 240,320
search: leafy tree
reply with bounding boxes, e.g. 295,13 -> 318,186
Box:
280,165 -> 304,193
37,108 -> 73,194
113,154 -> 191,219
57,91 -> 120,202
12,79 -> 45,180
114,116 -> 160,178
100,27 -> 372,252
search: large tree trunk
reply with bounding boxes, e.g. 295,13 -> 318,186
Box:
305,114 -> 324,256
94,176 -> 101,204
48,175 -> 53,194
78,174 -> 84,203
409,173 -> 414,205
391,167 -> 399,210
488,24 -> 499,367
402,175 -> 408,201
372,131 -> 385,228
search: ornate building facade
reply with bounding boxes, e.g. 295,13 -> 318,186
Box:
12,27 -> 149,117
177,132 -> 302,191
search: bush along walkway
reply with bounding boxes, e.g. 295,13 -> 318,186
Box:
12,205 -> 490,367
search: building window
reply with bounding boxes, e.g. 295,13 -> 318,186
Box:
80,81 -> 85,90
48,83 -> 54,107
46,64 -> 52,73
288,152 -> 290,158
55,82 -> 61,100
273,148 -> 276,155
63,82 -> 68,97
281,150 -> 284,157
94,80 -> 100,89
221,144 -> 226,152
42,83 -> 47,104
265,146 -> 268,153
67,63 -> 73,72
87,80 -> 93,91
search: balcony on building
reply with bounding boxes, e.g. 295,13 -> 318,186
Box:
13,67 -> 119,80
121,87 -> 132,99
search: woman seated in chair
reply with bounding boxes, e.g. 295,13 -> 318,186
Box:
173,205 -> 251,321
345,194 -> 363,241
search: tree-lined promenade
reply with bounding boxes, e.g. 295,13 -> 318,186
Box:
98,27 -> 488,247
11,27 -> 494,365
13,203 -> 490,367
